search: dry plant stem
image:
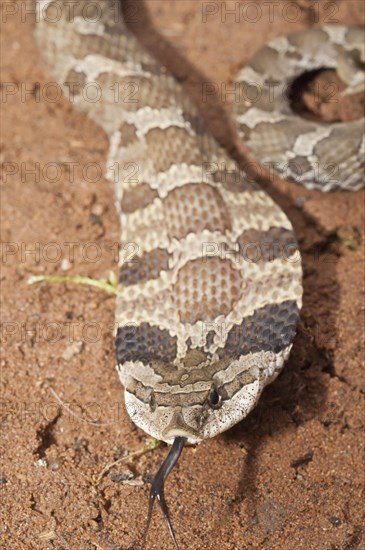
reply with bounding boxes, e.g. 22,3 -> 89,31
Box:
28,274 -> 117,295
92,438 -> 161,486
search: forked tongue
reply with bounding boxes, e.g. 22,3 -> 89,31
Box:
143,436 -> 187,549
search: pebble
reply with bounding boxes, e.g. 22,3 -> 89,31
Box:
123,479 -> 144,486
111,470 -> 134,483
61,258 -> 72,271
88,519 -> 100,531
61,340 -> 84,361
91,204 -> 104,216
35,458 -> 48,467
329,516 -> 342,527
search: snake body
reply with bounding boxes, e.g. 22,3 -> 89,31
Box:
35,0 -> 363,545
234,25 -> 365,191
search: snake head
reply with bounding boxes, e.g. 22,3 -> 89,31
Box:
118,351 -> 277,445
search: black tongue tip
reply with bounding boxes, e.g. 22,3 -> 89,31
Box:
143,436 -> 187,549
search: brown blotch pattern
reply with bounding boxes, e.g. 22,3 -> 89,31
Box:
182,348 -> 209,369
164,183 -> 231,240
116,322 -> 177,365
287,28 -> 327,50
313,125 -> 364,175
109,75 -> 174,112
119,122 -> 138,147
121,182 -> 158,214
140,60 -> 163,76
247,119 -> 315,159
182,112 -> 205,136
145,126 -> 202,173
64,69 -> 86,98
212,168 -> 258,193
74,34 -> 135,65
249,46 -> 280,76
219,366 -> 258,402
119,247 -> 171,286
173,257 -> 242,324
286,156 -> 313,177
237,226 -> 298,263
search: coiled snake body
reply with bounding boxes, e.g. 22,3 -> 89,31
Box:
35,0 -> 364,546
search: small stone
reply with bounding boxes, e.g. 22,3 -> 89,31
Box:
123,478 -> 144,486
329,516 -> 341,527
88,519 -> 100,531
111,470 -> 134,483
16,473 -> 27,482
28,313 -> 41,321
91,204 -> 104,216
61,340 -> 84,361
38,530 -> 58,541
61,258 -> 72,271
35,458 -> 48,467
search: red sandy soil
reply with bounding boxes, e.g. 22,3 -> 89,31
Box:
1,1 -> 364,549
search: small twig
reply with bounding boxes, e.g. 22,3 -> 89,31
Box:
27,274 -> 117,295
48,386 -> 113,427
92,438 -> 161,486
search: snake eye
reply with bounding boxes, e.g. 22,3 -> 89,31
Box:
149,391 -> 157,412
208,386 -> 222,409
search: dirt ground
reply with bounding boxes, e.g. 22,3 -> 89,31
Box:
1,1 -> 364,549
